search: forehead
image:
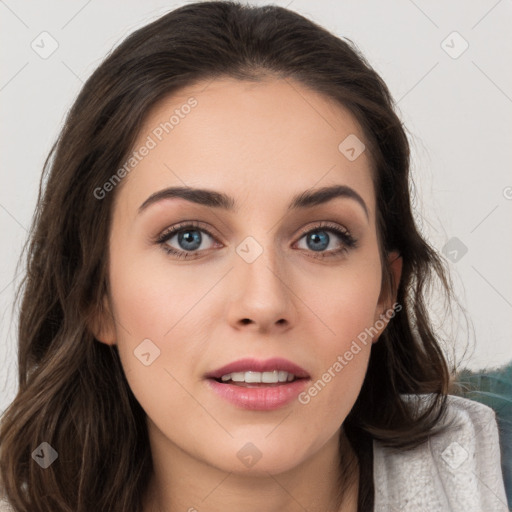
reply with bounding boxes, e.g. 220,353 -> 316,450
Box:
118,77 -> 375,218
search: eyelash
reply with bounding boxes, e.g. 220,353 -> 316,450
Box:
156,221 -> 358,260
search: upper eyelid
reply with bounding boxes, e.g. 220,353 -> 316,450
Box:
296,221 -> 351,237
157,221 -> 218,242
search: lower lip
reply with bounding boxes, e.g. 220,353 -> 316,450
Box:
206,378 -> 310,411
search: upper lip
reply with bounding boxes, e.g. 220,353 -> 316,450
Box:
205,357 -> 310,380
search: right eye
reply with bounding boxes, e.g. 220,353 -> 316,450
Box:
157,221 -> 221,259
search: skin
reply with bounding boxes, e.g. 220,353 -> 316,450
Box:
92,77 -> 402,512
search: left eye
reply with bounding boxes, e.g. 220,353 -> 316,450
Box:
296,228 -> 350,253
157,222 -> 357,260
294,223 -> 357,258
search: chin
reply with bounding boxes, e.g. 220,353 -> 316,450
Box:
202,437 -> 313,476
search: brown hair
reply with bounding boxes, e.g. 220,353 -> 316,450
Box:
0,2 -> 458,511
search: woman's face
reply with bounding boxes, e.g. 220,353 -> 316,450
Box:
95,77 -> 401,475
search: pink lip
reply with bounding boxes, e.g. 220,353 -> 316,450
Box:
204,357 -> 310,411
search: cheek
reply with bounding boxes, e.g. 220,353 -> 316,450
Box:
106,242 -> 222,419
108,242 -> 209,339
297,305 -> 374,441
301,252 -> 383,346
294,257 -> 382,425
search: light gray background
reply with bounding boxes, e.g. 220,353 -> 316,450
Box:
1,0 -> 511,414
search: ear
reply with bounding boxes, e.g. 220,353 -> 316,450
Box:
372,251 -> 403,342
87,294 -> 117,346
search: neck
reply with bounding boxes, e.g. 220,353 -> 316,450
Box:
143,423 -> 359,512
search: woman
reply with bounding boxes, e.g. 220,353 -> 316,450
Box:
0,2 -> 508,511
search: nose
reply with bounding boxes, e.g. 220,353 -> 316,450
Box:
226,237 -> 298,334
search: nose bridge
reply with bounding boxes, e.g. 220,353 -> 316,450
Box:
228,230 -> 295,328
235,232 -> 286,295
232,196 -> 282,275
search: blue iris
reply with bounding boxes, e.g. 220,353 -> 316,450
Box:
307,231 -> 329,251
178,230 -> 202,251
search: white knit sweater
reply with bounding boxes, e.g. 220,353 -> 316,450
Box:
1,395 -> 509,511
374,394 -> 509,511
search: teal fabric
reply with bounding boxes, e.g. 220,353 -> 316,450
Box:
454,362 -> 512,510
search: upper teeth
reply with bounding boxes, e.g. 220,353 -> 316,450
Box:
220,371 -> 295,383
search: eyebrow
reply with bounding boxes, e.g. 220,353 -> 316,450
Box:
138,184 -> 369,220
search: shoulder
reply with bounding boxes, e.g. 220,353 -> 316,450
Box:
372,394 -> 509,512
0,489 -> 14,512
0,499 -> 14,512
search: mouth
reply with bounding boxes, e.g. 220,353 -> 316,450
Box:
212,370 -> 306,387
204,358 -> 311,410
